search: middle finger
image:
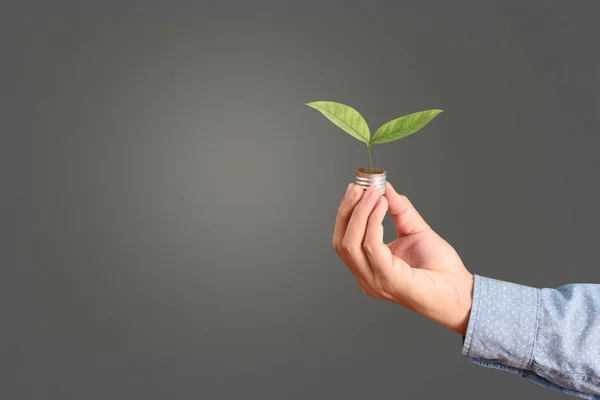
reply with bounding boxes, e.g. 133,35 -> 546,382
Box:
341,185 -> 382,280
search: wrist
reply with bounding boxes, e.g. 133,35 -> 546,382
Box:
420,271 -> 474,336
451,272 -> 474,336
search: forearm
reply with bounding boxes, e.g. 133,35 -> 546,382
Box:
462,275 -> 600,399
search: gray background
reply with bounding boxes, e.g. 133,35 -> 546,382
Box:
4,0 -> 600,399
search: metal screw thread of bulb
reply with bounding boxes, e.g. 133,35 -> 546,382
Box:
355,168 -> 387,195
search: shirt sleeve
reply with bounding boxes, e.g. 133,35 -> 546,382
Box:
461,274 -> 600,399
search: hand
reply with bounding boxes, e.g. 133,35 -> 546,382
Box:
333,182 -> 474,336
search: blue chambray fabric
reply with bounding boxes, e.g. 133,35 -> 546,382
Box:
462,274 -> 600,399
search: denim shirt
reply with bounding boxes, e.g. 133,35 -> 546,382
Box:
462,275 -> 600,399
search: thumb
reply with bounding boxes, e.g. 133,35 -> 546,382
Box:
384,182 -> 432,237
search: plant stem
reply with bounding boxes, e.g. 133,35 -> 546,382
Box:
367,144 -> 372,170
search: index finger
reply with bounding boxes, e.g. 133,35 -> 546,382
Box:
332,183 -> 364,251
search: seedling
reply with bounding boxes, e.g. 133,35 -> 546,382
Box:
306,101 -> 443,194
306,101 -> 443,171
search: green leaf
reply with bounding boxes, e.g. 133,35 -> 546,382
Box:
306,101 -> 370,143
370,109 -> 443,144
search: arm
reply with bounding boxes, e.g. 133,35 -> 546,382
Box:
333,182 -> 600,399
463,275 -> 600,399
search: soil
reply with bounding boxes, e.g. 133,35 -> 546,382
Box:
356,167 -> 386,175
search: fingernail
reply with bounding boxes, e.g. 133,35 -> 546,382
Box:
344,184 -> 355,200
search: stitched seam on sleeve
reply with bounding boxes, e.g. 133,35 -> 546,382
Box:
467,275 -> 483,358
523,287 -> 541,370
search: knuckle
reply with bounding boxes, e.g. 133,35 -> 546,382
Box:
362,240 -> 375,254
340,238 -> 354,254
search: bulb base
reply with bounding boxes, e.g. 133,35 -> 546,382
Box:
355,168 -> 387,195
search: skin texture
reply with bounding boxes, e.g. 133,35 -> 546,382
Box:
333,182 -> 474,336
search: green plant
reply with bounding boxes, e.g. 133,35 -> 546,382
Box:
306,101 -> 443,170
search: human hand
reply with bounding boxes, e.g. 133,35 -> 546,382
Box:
333,182 -> 474,336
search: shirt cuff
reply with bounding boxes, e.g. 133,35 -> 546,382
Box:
461,274 -> 541,370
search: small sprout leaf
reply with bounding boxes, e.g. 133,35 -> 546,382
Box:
370,109 -> 443,144
306,101 -> 370,144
